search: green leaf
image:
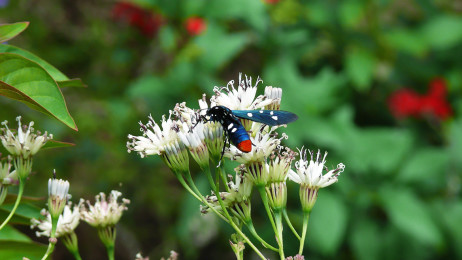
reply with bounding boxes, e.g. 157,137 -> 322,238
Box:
0,210 -> 31,225
0,225 -> 32,242
0,22 -> 29,43
398,148 -> 449,183
3,194 -> 44,205
0,203 -> 43,220
0,44 -> 68,81
41,139 -> 75,150
57,78 -> 87,88
434,201 -> 462,258
345,49 -> 376,91
0,241 -> 47,260
0,53 -> 77,130
379,187 -> 443,247
348,128 -> 413,175
194,24 -> 249,71
383,29 -> 428,56
206,0 -> 267,30
420,15 -> 462,49
350,218 -> 381,260
448,119 -> 462,170
339,0 -> 365,28
307,192 -> 348,255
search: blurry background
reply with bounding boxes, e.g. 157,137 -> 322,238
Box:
1,0 -> 462,259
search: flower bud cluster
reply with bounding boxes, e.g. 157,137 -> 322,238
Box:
202,171 -> 253,223
0,116 -> 52,180
0,156 -> 18,205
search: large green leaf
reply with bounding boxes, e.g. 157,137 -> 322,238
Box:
434,201 -> 462,259
344,48 -> 376,91
0,225 -> 31,242
0,203 -> 43,220
307,192 -> 348,255
421,15 -> 462,50
0,45 -> 86,88
0,44 -> 67,80
379,187 -> 443,247
57,78 -> 87,88
0,22 -> 29,43
384,29 -> 428,56
0,241 -> 47,260
397,148 -> 449,183
193,24 -> 249,71
0,53 -> 77,130
350,218 -> 381,260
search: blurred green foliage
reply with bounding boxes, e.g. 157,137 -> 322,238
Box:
1,0 -> 462,259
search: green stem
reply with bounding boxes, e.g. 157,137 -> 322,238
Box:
182,170 -> 228,223
71,251 -> 83,260
42,215 -> 59,260
97,227 -> 116,260
62,232 -> 82,260
106,244 -> 115,260
41,241 -> 56,260
283,209 -> 300,240
298,211 -> 310,255
246,221 -> 278,252
256,186 -> 278,242
206,167 -> 266,260
0,179 -> 25,231
174,171 -> 203,202
218,164 -> 230,192
274,211 -> 285,260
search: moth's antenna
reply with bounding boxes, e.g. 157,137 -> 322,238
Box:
192,108 -> 209,130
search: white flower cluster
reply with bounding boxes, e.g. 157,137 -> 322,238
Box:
80,190 -> 130,227
127,73 -> 345,213
31,203 -> 80,238
127,73 -> 283,169
0,116 -> 52,158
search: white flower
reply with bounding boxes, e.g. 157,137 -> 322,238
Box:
264,86 -> 282,110
197,95 -> 224,160
211,73 -> 272,110
127,113 -> 189,172
226,126 -> 286,164
48,178 -> 70,218
267,147 -> 296,183
0,116 -> 52,158
288,149 -> 345,188
288,148 -> 345,212
48,178 -> 69,199
127,113 -> 180,158
31,203 -> 80,238
80,190 -> 130,227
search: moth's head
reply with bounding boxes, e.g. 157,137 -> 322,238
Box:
206,106 -> 230,119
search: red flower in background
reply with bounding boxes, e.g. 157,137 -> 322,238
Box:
388,78 -> 452,120
185,17 -> 206,36
112,2 -> 163,37
388,89 -> 421,118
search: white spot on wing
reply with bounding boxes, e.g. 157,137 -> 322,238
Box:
227,123 -> 234,130
272,116 -> 278,120
247,113 -> 253,118
270,111 -> 274,115
259,111 -> 263,113
231,128 -> 237,133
